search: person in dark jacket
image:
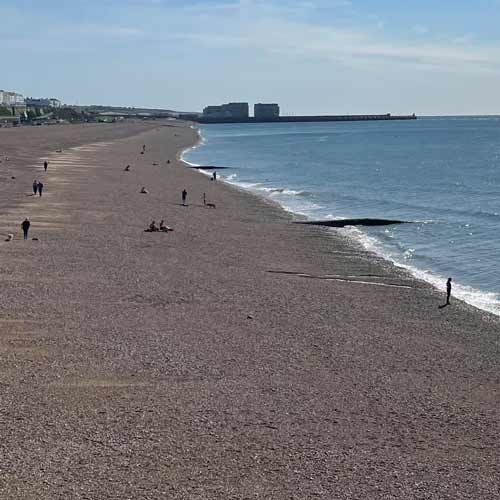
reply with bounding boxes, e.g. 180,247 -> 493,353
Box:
37,181 -> 44,196
21,218 -> 30,240
43,161 -> 48,172
32,180 -> 38,195
446,277 -> 452,305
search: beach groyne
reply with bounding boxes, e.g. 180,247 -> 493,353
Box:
295,218 -> 410,228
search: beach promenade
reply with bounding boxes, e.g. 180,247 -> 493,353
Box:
0,121 -> 499,499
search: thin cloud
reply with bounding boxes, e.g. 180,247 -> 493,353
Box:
72,25 -> 145,38
412,25 -> 429,35
177,16 -> 500,74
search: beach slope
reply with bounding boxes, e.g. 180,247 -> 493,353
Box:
0,121 -> 499,499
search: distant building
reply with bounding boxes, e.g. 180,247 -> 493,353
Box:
254,103 -> 280,119
26,97 -> 62,108
203,105 -> 226,117
0,89 -> 26,117
26,97 -> 50,107
203,102 -> 249,119
1,91 -> 14,105
224,102 -> 249,118
1,91 -> 24,106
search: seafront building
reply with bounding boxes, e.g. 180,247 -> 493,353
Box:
1,89 -> 63,121
26,97 -> 62,108
0,89 -> 25,107
0,88 -> 26,117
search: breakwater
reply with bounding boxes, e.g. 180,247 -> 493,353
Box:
195,113 -> 416,124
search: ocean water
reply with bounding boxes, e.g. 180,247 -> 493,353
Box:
184,118 -> 500,316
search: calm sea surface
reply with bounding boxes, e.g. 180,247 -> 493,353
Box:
184,117 -> 500,316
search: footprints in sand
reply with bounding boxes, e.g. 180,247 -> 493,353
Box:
0,141 -> 123,356
1,141 -> 118,240
0,319 -> 51,364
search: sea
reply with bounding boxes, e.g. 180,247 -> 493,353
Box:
183,117 -> 500,317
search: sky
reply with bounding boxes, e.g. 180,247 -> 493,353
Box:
1,0 -> 500,115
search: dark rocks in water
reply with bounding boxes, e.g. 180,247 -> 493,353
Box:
295,218 -> 410,228
190,165 -> 231,170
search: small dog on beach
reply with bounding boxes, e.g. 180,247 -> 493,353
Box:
5,234 -> 13,242
206,202 -> 216,209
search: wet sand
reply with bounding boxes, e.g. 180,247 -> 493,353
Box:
0,121 -> 499,499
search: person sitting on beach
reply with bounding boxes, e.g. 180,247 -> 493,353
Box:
124,165 -> 131,171
140,186 -> 148,194
146,220 -> 159,232
159,220 -> 173,232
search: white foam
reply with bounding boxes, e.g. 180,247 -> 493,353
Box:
260,187 -> 305,196
346,226 -> 500,316
182,126 -> 500,318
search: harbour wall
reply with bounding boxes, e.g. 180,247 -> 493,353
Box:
195,114 -> 417,124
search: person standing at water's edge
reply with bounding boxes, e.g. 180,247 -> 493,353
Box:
446,277 -> 452,305
21,218 -> 30,240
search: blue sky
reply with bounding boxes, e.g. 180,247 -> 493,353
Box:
1,0 -> 500,115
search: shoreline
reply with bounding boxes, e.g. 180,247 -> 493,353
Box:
183,124 -> 500,318
1,121 -> 500,498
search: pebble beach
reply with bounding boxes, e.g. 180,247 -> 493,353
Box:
1,121 -> 499,499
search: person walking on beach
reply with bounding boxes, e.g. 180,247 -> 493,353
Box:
212,171 -> 217,181
21,218 -> 30,240
446,277 -> 452,305
32,180 -> 38,195
37,181 -> 44,196
182,189 -> 188,206
43,160 -> 48,172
